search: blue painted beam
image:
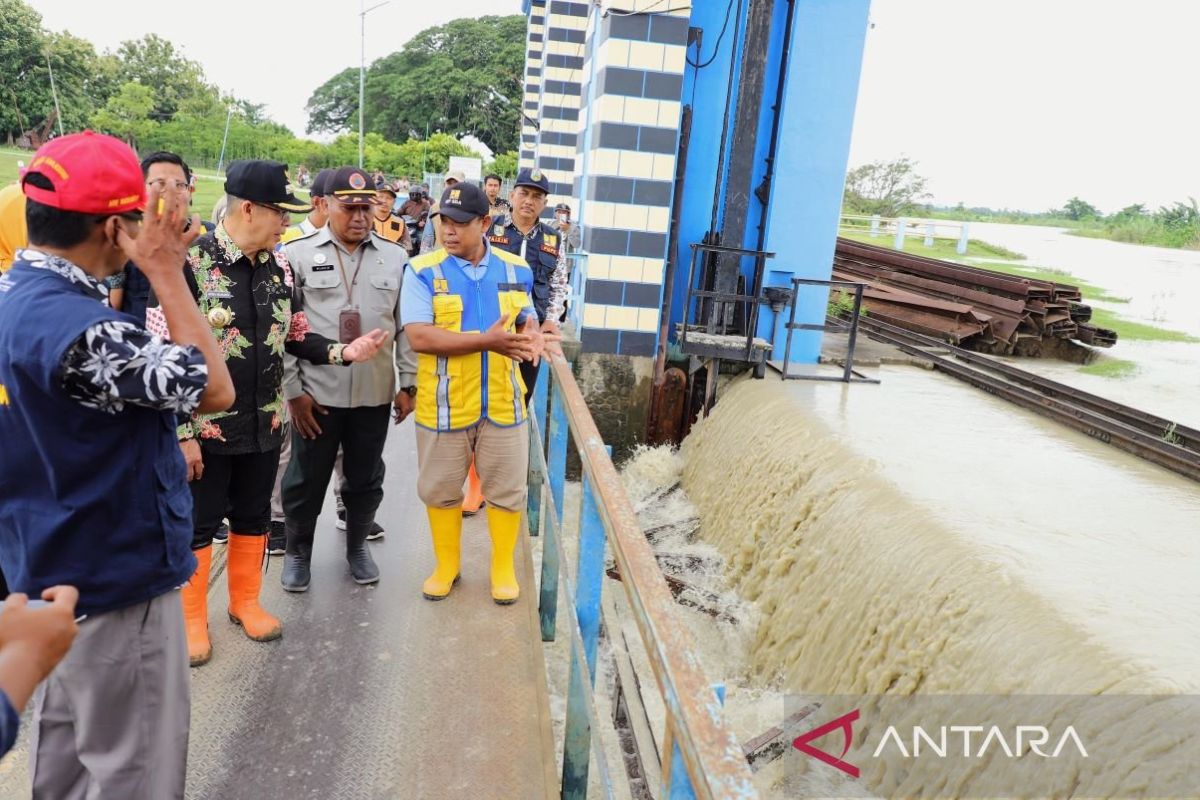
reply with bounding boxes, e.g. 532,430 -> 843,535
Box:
561,445 -> 611,798
539,378 -> 569,642
758,0 -> 873,364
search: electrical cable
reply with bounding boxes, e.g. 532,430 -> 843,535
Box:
686,0 -> 736,69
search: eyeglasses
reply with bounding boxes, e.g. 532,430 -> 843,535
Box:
253,203 -> 291,222
146,178 -> 190,192
333,201 -> 375,217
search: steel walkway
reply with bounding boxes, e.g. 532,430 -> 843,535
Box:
0,423 -> 558,800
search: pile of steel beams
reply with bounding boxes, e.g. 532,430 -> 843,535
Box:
832,238 -> 1118,351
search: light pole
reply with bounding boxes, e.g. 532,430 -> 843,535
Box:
216,106 -> 234,173
359,0 -> 390,169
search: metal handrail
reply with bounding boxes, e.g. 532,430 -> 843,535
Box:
528,351 -> 758,800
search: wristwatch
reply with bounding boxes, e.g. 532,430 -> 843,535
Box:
401,386 -> 418,397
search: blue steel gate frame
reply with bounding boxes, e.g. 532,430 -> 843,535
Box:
525,353 -> 758,800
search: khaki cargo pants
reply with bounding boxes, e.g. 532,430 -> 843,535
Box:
416,419 -> 529,512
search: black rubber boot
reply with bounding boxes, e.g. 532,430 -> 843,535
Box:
345,510 -> 380,585
282,519 -> 316,593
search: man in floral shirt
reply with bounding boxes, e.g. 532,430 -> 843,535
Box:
148,160 -> 387,667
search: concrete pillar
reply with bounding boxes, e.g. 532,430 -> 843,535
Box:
757,0 -> 874,364
519,1 -> 547,171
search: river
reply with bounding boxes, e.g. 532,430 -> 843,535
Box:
963,221 -> 1200,427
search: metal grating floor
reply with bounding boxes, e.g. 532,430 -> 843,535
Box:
0,422 -> 557,800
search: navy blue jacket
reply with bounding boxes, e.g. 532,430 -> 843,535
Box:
488,216 -> 561,323
0,262 -> 196,616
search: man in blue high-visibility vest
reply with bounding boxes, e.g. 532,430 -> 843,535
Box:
402,182 -> 556,604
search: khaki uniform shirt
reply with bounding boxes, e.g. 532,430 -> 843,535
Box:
282,226 -> 417,408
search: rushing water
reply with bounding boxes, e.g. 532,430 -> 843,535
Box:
676,370 -> 1200,797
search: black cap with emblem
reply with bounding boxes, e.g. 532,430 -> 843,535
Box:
433,182 -> 491,223
224,160 -> 312,212
513,167 -> 550,195
325,166 -> 378,206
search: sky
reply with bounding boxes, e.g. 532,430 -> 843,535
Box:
28,0 -> 1200,214
849,0 -> 1200,213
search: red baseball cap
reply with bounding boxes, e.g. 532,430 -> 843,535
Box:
21,130 -> 146,215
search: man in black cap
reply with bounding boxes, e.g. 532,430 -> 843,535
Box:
280,166 -> 417,591
465,167 -> 568,513
281,167 -> 334,245
146,159 -> 390,666
403,181 -> 552,604
490,167 -> 568,397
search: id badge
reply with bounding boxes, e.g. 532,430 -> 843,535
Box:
339,307 -> 362,344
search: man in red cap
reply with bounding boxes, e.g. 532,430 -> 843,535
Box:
147,160 -> 389,667
0,131 -> 235,798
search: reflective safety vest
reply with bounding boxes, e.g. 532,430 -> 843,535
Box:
410,247 -> 536,432
372,214 -> 407,245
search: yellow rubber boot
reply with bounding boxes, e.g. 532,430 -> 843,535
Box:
227,533 -> 282,641
461,460 -> 486,516
486,506 -> 522,605
423,506 -> 462,601
182,545 -> 212,667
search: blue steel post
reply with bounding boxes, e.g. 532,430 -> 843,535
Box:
756,0 -> 874,364
666,684 -> 727,799
526,418 -> 542,538
577,446 -> 609,675
539,377 -> 568,642
533,359 -> 549,446
561,444 -> 611,798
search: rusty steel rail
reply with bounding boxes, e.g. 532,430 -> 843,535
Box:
531,352 -> 758,799
854,316 -> 1200,482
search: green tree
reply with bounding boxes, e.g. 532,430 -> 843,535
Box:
91,81 -> 156,147
307,15 -> 526,153
305,67 -> 359,135
113,34 -> 214,120
843,156 -> 931,217
1060,196 -> 1100,221
486,151 -> 519,180
0,0 -> 56,141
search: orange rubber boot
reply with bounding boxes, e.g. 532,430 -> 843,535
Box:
462,460 -> 486,516
226,533 -> 282,641
182,545 -> 213,666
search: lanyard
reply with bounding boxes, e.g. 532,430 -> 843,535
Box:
332,243 -> 366,306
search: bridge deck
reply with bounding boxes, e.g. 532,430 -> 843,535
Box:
0,425 -> 558,800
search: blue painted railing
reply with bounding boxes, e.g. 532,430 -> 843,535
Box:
526,352 -> 758,800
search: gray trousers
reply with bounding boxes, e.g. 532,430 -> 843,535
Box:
29,590 -> 190,800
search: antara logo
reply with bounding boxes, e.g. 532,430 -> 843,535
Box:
792,709 -> 860,778
792,709 -> 1089,779
0,383 -> 10,406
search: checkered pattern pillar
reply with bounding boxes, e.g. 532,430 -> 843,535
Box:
575,2 -> 691,356
519,1 -> 546,171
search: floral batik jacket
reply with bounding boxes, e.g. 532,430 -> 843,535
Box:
146,224 -> 347,455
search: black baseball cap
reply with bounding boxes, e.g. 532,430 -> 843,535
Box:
434,182 -> 490,223
224,160 -> 311,212
326,166 -> 377,206
310,168 -> 334,198
513,167 -> 549,195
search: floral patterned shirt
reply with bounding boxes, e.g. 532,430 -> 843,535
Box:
146,224 -> 346,455
12,249 -> 209,416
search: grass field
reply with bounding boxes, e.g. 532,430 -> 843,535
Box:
0,146 -> 308,225
1079,358 -> 1139,378
840,230 -> 1025,260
